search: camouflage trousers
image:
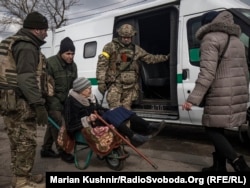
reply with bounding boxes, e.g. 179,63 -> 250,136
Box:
3,113 -> 37,177
106,83 -> 139,110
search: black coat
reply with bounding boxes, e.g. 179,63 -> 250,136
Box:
64,94 -> 108,134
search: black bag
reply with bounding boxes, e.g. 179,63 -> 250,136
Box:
198,35 -> 230,108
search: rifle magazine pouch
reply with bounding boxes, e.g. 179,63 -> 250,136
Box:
120,71 -> 136,84
0,89 -> 17,115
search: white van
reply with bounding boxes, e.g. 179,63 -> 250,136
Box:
42,0 -> 250,142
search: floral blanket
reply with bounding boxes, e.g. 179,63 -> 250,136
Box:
81,125 -> 122,157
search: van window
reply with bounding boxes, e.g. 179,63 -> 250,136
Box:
84,41 -> 97,58
232,8 -> 250,67
187,17 -> 201,67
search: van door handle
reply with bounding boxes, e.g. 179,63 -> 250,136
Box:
182,69 -> 188,80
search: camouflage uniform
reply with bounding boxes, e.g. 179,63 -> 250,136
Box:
96,24 -> 168,109
1,28 -> 49,179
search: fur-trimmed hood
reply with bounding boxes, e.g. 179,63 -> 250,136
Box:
196,11 -> 241,40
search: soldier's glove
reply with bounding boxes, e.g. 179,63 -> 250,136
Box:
166,54 -> 170,61
98,83 -> 107,95
34,104 -> 48,127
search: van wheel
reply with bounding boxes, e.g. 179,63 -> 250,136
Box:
239,121 -> 250,144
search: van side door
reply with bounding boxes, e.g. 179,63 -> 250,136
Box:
179,14 -> 204,126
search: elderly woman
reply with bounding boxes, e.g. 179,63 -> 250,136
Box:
64,77 -> 165,147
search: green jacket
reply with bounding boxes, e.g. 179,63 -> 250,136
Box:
13,28 -> 47,105
46,54 -> 78,111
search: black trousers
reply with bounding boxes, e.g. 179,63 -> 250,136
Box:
129,114 -> 150,133
117,114 -> 150,138
205,127 -> 238,162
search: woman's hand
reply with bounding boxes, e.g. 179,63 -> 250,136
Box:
182,102 -> 193,111
88,113 -> 97,122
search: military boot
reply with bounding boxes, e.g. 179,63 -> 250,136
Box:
12,174 -> 44,187
15,176 -> 45,188
29,174 -> 43,183
202,152 -> 227,172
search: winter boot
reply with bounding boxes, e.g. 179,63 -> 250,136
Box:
117,123 -> 149,147
12,174 -> 44,187
15,176 -> 45,188
117,123 -> 134,139
130,134 -> 150,147
147,121 -> 166,137
231,156 -> 250,172
202,152 -> 227,172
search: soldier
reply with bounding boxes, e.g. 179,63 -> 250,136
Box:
96,24 -> 170,110
0,12 -> 49,187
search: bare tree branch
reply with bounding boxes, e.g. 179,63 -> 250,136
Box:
0,0 -> 79,33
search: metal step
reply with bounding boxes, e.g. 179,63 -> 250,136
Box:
132,99 -> 179,120
132,109 -> 179,120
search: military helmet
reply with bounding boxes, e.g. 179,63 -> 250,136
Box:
117,24 -> 136,37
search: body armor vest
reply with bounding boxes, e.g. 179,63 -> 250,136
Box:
106,41 -> 137,83
0,35 -> 49,95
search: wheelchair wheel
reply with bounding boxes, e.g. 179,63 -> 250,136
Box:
105,147 -> 126,171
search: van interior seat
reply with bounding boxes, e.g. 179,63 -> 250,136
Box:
140,61 -> 169,87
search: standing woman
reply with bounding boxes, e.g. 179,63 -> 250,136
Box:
182,11 -> 250,171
